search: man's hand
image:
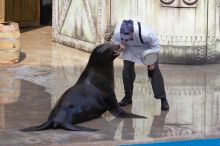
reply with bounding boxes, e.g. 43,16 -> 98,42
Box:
148,64 -> 155,70
119,43 -> 126,51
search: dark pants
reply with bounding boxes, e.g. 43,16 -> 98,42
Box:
123,60 -> 166,99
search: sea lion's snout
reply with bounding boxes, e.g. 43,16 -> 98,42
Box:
117,44 -> 123,52
113,45 -> 121,57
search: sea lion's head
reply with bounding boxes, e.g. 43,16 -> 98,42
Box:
89,44 -> 121,65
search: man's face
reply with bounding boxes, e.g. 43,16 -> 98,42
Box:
120,32 -> 134,43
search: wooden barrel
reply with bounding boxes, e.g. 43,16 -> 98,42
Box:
0,22 -> 21,64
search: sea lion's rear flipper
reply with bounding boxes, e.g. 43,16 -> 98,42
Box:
109,107 -> 147,118
62,122 -> 97,131
20,120 -> 53,132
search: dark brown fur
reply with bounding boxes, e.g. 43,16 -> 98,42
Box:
21,44 -> 146,132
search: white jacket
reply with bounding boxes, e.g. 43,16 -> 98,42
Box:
112,21 -> 160,64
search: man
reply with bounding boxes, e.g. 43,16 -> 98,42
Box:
112,20 -> 169,110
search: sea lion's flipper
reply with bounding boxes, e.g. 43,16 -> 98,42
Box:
110,107 -> 147,118
104,93 -> 146,118
106,98 -> 147,118
126,112 -> 147,118
62,122 -> 97,131
20,121 -> 52,132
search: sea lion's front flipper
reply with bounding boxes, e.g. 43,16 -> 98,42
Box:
104,93 -> 146,118
109,106 -> 147,119
20,120 -> 53,132
62,122 -> 97,131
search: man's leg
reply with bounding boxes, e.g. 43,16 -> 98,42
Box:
119,60 -> 136,106
148,63 -> 169,110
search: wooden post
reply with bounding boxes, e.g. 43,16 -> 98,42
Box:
0,105 -> 5,131
0,0 -> 5,23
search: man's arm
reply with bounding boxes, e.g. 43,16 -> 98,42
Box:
146,31 -> 160,53
142,27 -> 160,69
141,25 -> 160,53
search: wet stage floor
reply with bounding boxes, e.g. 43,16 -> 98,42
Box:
0,26 -> 220,146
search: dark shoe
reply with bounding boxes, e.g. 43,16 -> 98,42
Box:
161,99 -> 169,111
119,96 -> 132,106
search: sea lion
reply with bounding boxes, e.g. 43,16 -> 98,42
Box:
21,44 -> 146,132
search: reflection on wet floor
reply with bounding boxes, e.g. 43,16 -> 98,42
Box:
0,26 -> 220,146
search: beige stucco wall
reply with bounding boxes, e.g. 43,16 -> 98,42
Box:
52,0 -> 220,64
0,0 -> 5,23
